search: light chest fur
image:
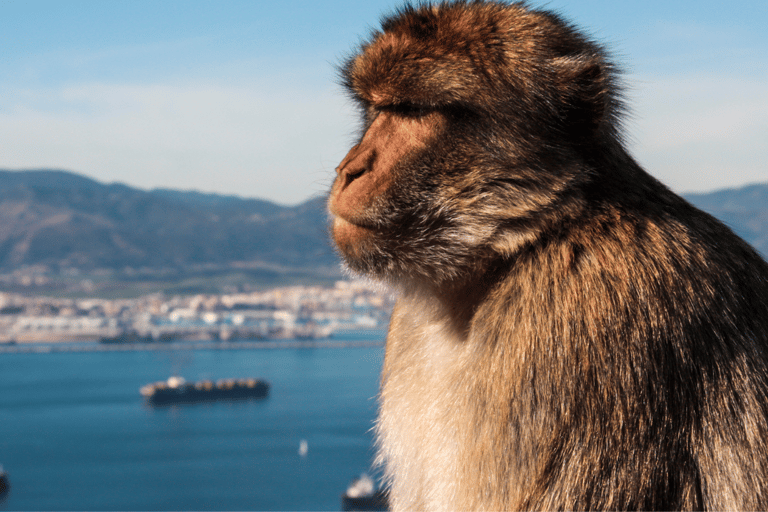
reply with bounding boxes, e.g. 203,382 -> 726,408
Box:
376,293 -> 479,511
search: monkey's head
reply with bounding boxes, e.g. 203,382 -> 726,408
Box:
328,1 -> 624,288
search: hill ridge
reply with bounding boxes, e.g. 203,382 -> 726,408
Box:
0,169 -> 337,278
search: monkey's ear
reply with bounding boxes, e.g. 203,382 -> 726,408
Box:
553,56 -> 610,138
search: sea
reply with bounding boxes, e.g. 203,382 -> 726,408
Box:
0,340 -> 385,511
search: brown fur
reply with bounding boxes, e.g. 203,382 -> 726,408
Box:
327,1 -> 768,510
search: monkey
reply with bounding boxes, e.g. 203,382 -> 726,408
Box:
327,1 -> 768,510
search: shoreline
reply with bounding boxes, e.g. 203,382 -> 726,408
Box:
0,338 -> 385,354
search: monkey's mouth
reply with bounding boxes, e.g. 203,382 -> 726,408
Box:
331,216 -> 382,250
328,197 -> 378,230
333,215 -> 377,232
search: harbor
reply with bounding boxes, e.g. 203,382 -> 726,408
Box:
0,280 -> 393,346
0,337 -> 384,354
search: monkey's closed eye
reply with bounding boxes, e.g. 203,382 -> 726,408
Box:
382,103 -> 432,118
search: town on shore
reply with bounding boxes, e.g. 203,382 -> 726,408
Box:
0,280 -> 395,345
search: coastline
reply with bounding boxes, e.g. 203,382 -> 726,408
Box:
0,337 -> 385,354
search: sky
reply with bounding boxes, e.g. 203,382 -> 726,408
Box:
0,0 -> 766,205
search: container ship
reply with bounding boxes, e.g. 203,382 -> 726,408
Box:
140,376 -> 269,405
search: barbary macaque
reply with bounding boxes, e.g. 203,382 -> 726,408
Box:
327,1 -> 768,510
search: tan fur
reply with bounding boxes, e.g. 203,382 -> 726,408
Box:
328,2 -> 768,510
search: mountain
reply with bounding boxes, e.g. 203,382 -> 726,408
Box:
684,184 -> 768,257
0,169 -> 765,290
0,169 -> 340,281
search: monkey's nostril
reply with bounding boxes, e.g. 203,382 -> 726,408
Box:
342,168 -> 365,189
347,165 -> 366,178
338,146 -> 376,184
338,158 -> 369,188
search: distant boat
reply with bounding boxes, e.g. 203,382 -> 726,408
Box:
341,473 -> 388,512
140,376 -> 269,405
299,439 -> 308,457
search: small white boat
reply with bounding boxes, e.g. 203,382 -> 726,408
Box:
341,473 -> 388,511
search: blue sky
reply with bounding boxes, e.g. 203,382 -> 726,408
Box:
1,0 -> 766,205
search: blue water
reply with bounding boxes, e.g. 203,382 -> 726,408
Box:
0,343 -> 384,511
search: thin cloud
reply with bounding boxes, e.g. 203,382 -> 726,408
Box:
628,72 -> 768,193
0,81 -> 355,204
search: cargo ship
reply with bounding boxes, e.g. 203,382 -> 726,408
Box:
140,376 -> 269,405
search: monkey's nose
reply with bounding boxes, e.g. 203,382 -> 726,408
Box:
337,145 -> 376,188
340,162 -> 366,179
336,143 -> 361,176
336,161 -> 365,178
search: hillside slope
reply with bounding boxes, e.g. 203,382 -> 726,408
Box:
0,170 -> 338,277
684,183 -> 768,257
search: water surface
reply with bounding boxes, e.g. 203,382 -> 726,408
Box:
0,344 -> 384,511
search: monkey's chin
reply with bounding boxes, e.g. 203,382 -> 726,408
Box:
332,216 -> 378,260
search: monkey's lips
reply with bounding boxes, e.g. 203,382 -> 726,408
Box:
331,216 -> 379,253
333,215 -> 375,235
